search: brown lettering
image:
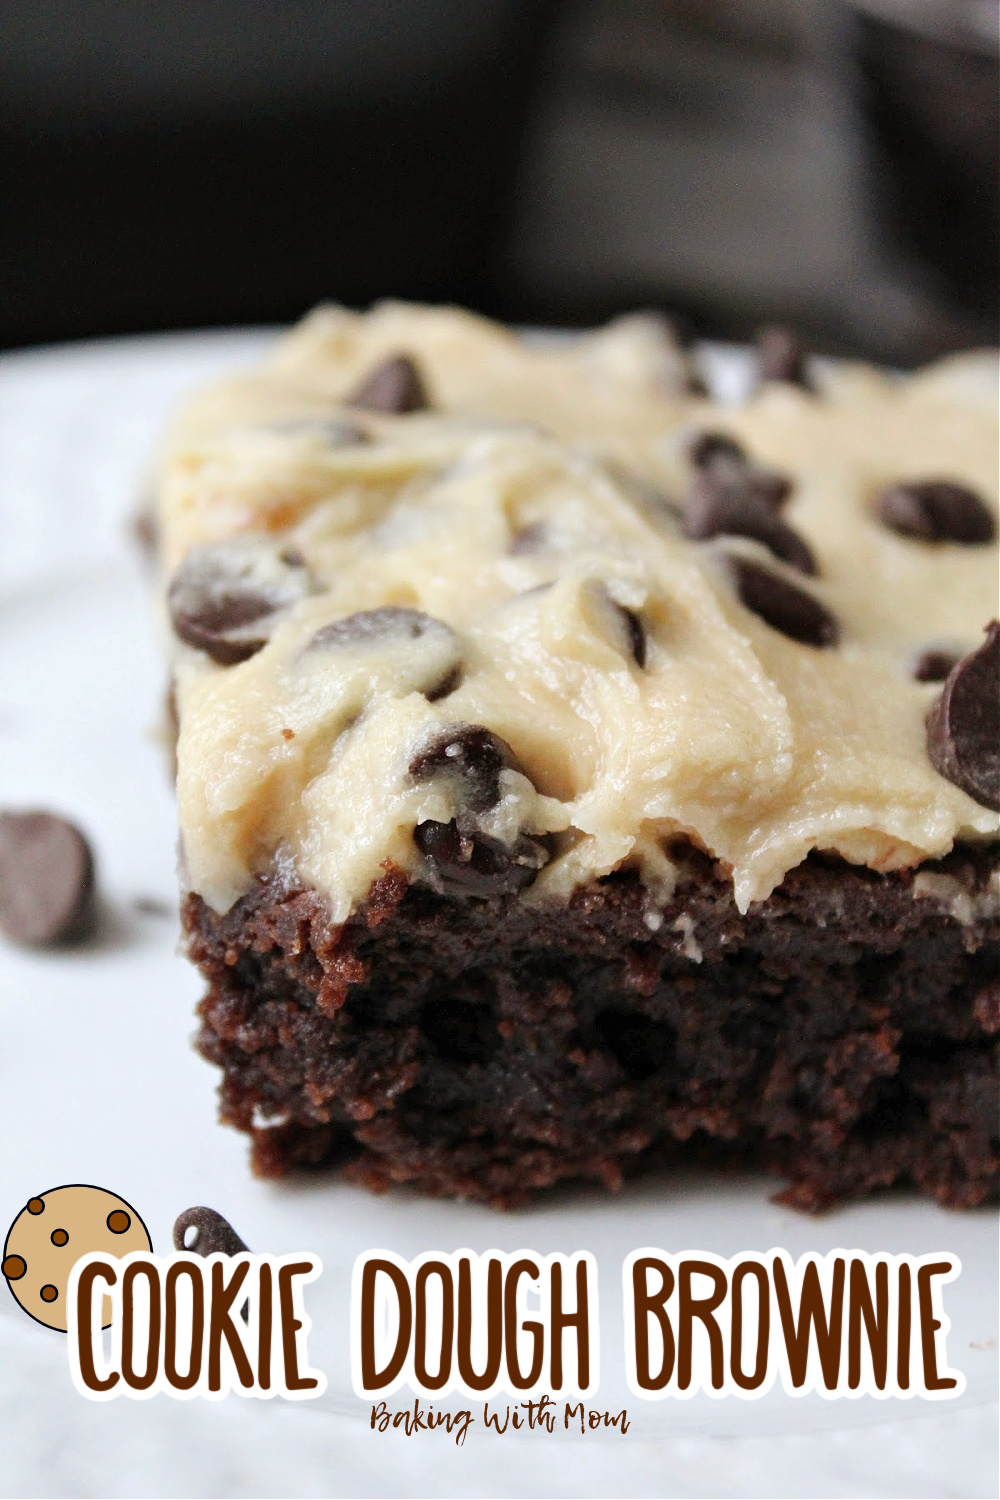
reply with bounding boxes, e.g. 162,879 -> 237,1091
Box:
504,1259 -> 544,1389
897,1262 -> 911,1390
564,1400 -> 584,1432
550,1261 -> 590,1391
121,1261 -> 161,1391
278,1262 -> 319,1392
730,1259 -> 770,1391
75,1261 -> 119,1393
677,1260 -> 727,1390
774,1257 -> 845,1390
631,1257 -> 675,1391
457,1257 -> 503,1391
257,1262 -> 272,1390
163,1260 -> 204,1391
414,1260 -> 454,1390
208,1260 -> 253,1392
360,1259 -> 412,1391
917,1262 -> 957,1391
847,1259 -> 889,1390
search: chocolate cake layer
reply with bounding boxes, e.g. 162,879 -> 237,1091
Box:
185,846 -> 999,1210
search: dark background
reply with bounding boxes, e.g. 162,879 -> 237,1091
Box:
1,0 -> 996,363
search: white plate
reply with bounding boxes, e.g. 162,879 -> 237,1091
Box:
0,331 -> 996,1496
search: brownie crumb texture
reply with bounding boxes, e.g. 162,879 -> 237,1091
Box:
184,847 -> 999,1211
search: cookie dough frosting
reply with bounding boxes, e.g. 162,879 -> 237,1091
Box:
157,304 -> 999,922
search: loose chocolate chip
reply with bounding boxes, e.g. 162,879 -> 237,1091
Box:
410,725 -> 516,813
169,539 -> 312,666
309,606 -> 453,651
926,622 -> 1000,810
688,431 -> 746,469
172,1206 -> 249,1256
0,811 -> 96,946
414,820 -> 550,898
875,481 -> 996,545
913,649 -> 960,683
173,1207 -> 250,1322
346,353 -> 429,414
756,325 -> 810,388
730,557 -> 839,648
685,478 -> 816,574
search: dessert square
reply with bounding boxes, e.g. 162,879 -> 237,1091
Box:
157,303 -> 999,1207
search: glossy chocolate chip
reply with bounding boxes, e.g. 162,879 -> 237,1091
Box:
0,811 -> 96,946
913,649 -> 960,683
309,606 -> 453,651
414,820 -> 549,898
346,353 -> 429,414
169,539 -> 312,666
410,725 -> 516,813
926,622 -> 1000,810
731,557 -> 839,648
172,1206 -> 249,1256
756,325 -> 810,388
875,481 -> 996,545
685,478 -> 815,573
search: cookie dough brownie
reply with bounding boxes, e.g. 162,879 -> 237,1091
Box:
157,303 -> 999,1208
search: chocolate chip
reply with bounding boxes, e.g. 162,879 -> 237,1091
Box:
730,558 -> 839,648
686,436 -> 793,510
172,1206 -> 249,1257
0,811 -> 96,946
346,353 -> 429,414
508,523 -> 547,556
926,622 -> 1000,810
410,725 -> 516,813
308,606 -> 452,651
169,539 -> 312,665
173,1207 -> 250,1321
688,431 -> 746,469
875,481 -> 996,545
622,608 -> 647,668
756,325 -> 810,388
685,478 -> 816,574
425,665 -> 462,702
913,649 -> 960,683
414,821 -> 550,898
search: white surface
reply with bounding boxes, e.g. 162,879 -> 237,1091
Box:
0,330 -> 996,1498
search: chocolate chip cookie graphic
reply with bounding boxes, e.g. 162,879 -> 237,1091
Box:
2,1186 -> 151,1331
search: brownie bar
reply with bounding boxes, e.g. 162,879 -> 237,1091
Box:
186,845 -> 998,1210
159,306 -> 999,1211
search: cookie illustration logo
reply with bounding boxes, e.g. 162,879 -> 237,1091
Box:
3,1185 -> 151,1331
